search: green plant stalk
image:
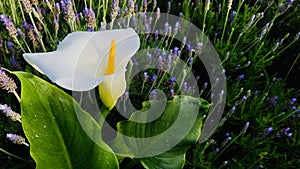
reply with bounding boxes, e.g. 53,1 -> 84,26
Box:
32,14 -> 56,47
284,52 -> 300,81
102,0 -> 109,25
226,27 -> 234,45
28,13 -> 47,52
0,1 -> 4,13
13,36 -> 26,53
231,32 -> 243,53
220,4 -> 231,43
71,0 -> 77,13
13,90 -> 21,102
277,37 -> 299,56
201,6 -> 208,42
9,0 -> 17,23
212,130 -> 246,163
21,38 -> 32,53
0,147 -> 25,161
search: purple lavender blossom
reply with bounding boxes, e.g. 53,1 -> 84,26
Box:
167,1 -> 171,13
20,0 -> 33,13
60,0 -> 75,21
111,0 -> 119,20
0,103 -> 21,122
0,68 -> 17,93
6,133 -> 28,146
83,7 -> 96,30
0,15 -> 18,37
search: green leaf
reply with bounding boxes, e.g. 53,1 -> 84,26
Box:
109,95 -> 209,169
13,71 -> 118,169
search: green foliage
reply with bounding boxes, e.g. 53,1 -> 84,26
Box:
13,71 -> 118,169
0,0 -> 300,169
110,96 -> 209,168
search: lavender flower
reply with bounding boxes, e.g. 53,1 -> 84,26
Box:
0,15 -> 18,37
236,74 -> 245,81
143,72 -> 149,80
111,0 -> 119,20
153,0 -> 157,8
149,90 -> 157,100
228,11 -> 236,24
145,23 -> 151,34
10,57 -> 22,70
290,98 -> 297,104
167,1 -> 171,13
7,41 -> 15,55
6,133 -> 29,146
143,0 -> 148,12
0,68 -> 17,93
163,22 -> 169,36
266,96 -> 278,106
241,122 -> 250,134
17,28 -> 26,39
60,0 -> 75,21
53,18 -> 59,31
0,104 -> 21,122
156,7 -> 160,20
22,21 -> 39,49
54,2 -> 61,16
83,7 -> 96,30
21,0 -> 33,13
227,0 -> 233,10
100,22 -> 106,31
205,0 -> 211,12
243,15 -> 255,31
128,0 -> 134,14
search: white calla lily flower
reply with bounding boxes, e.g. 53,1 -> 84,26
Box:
23,28 -> 140,109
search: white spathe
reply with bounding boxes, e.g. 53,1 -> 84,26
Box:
23,28 -> 140,91
23,28 -> 140,109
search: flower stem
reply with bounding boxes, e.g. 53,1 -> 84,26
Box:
13,36 -> 26,53
13,90 -> 21,102
28,13 -> 46,52
0,147 -> 25,161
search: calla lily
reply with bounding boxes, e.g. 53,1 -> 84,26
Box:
23,28 -> 140,109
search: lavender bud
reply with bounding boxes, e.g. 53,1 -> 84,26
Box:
0,15 -> 18,37
0,104 -> 21,122
128,0 -> 134,14
83,7 -> 96,29
143,0 -> 148,12
100,22 -> 106,31
111,0 -> 119,20
6,133 -> 29,146
53,18 -> 59,31
241,122 -> 250,134
0,68 -> 17,93
143,72 -> 149,80
164,22 -> 169,36
21,0 -> 33,13
156,7 -> 160,19
17,28 -> 25,39
167,1 -> 171,13
150,90 -> 157,100
54,2 -> 61,16
60,0 -> 75,21
153,0 -> 157,8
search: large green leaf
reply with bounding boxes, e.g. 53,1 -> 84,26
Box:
13,72 -> 118,169
109,95 -> 209,169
